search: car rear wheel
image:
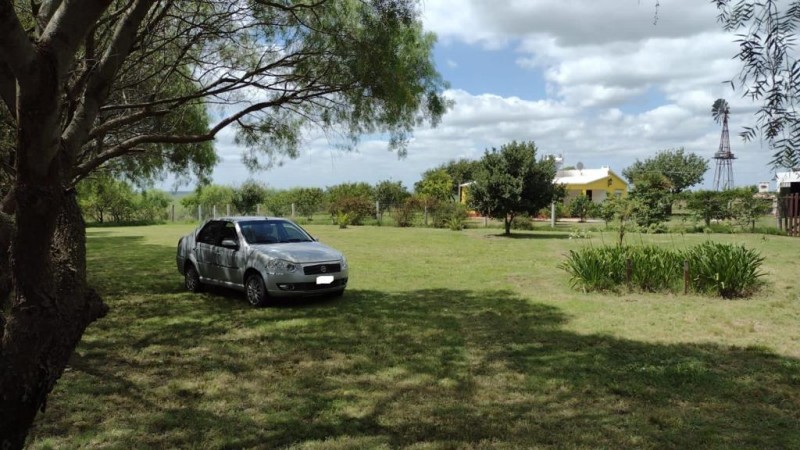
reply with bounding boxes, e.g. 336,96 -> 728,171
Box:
245,273 -> 269,307
185,263 -> 203,293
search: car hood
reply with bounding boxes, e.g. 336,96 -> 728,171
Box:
249,242 -> 342,263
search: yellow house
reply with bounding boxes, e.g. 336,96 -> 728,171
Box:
554,167 -> 628,204
458,167 -> 628,207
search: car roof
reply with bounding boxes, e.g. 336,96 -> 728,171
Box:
217,216 -> 291,223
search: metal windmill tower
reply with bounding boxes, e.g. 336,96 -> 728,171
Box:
711,98 -> 735,190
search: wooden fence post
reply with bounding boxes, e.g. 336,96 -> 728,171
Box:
684,260 -> 689,294
625,258 -> 632,286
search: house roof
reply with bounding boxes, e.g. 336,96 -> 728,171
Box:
554,168 -> 626,186
776,171 -> 800,185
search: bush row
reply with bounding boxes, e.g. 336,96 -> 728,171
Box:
560,242 -> 765,299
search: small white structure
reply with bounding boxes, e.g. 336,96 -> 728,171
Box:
758,181 -> 771,193
775,170 -> 800,192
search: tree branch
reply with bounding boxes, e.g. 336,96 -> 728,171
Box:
71,86 -> 340,181
34,0 -> 62,36
61,0 -> 155,161
0,0 -> 38,83
39,0 -> 116,80
0,60 -> 16,114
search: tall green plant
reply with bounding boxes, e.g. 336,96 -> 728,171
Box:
686,242 -> 765,299
561,242 -> 765,298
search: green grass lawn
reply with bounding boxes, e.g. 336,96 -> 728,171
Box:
27,224 -> 800,449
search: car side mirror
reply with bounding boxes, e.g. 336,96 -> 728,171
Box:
221,239 -> 239,249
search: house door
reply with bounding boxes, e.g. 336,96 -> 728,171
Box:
586,190 -> 593,201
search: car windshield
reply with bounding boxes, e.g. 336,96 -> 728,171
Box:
238,220 -> 313,244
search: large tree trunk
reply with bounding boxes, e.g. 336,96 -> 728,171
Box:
0,188 -> 107,449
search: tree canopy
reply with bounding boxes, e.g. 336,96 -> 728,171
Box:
469,141 -> 559,235
422,159 -> 481,197
0,1 -> 449,446
414,169 -> 453,202
622,148 -> 708,195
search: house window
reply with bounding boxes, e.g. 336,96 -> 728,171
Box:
614,190 -> 622,198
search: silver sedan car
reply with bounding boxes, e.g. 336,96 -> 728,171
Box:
176,217 -> 348,306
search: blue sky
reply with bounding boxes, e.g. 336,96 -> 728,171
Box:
198,0 -> 778,192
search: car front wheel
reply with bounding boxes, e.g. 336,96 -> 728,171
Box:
245,273 -> 269,307
185,263 -> 203,293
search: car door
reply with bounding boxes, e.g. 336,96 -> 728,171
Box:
213,221 -> 243,285
195,220 -> 224,280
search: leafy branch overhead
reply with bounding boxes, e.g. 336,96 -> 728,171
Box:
714,0 -> 800,168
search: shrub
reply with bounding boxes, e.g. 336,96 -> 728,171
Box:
336,212 -> 350,229
392,197 -> 420,227
568,194 -> 596,222
447,216 -> 465,231
512,214 -> 535,230
645,223 -> 668,234
685,241 -> 765,299
329,196 -> 374,225
432,202 -> 468,228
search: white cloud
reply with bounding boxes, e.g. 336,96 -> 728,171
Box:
169,0 -> 779,192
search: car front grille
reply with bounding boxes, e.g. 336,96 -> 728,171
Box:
303,263 -> 341,275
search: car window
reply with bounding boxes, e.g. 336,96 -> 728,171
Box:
219,222 -> 238,245
278,222 -> 312,243
197,221 -> 224,245
239,221 -> 278,244
239,220 -> 311,244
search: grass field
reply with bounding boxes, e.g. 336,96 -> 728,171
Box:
27,224 -> 800,449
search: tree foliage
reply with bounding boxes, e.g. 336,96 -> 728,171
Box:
423,159 -> 481,197
628,172 -> 673,228
290,187 -> 326,220
600,196 -> 639,246
374,180 -> 410,209
264,189 -> 293,217
685,187 -> 772,230
414,169 -> 453,203
684,190 -> 732,227
569,194 -> 597,223
469,141 -> 559,235
232,181 -> 268,215
622,148 -> 709,196
327,182 -> 375,205
77,176 -> 169,224
714,0 -> 800,168
180,185 -> 235,210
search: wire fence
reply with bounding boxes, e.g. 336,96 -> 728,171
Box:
164,201 -> 500,228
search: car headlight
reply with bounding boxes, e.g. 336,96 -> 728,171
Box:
340,255 -> 348,270
266,258 -> 298,275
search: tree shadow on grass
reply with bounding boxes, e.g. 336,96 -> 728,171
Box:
86,235 -> 185,295
29,285 -> 800,449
